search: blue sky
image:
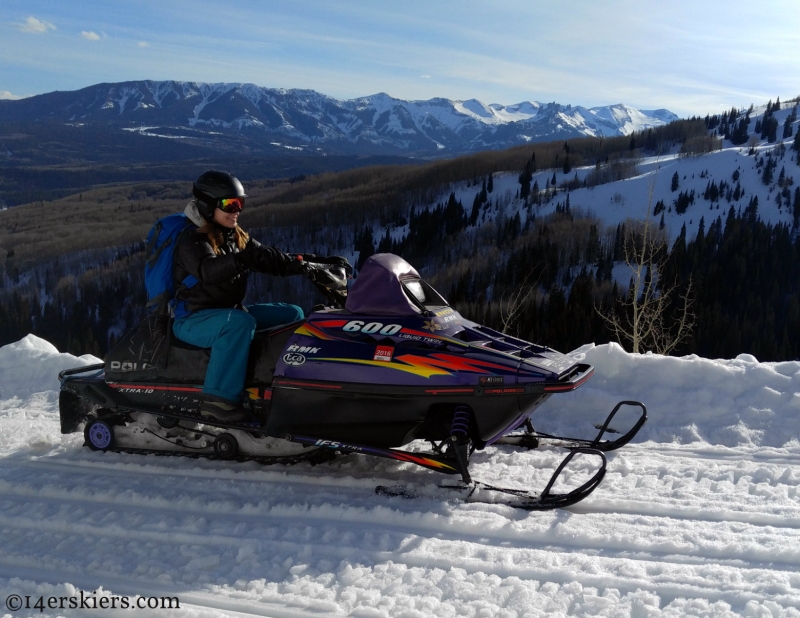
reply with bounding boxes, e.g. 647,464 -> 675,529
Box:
1,0 -> 799,118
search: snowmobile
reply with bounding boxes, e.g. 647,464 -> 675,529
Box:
59,253 -> 646,510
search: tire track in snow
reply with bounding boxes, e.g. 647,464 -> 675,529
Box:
2,453 -> 800,573
3,445 -> 800,615
2,493 -> 799,615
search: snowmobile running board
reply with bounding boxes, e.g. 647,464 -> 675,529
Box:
493,401 -> 647,452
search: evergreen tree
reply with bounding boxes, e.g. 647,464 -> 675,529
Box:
762,158 -> 775,185
671,171 -> 680,192
730,117 -> 751,145
762,116 -> 779,143
784,115 -> 794,139
354,225 -> 375,270
443,192 -> 466,235
518,162 -> 532,200
487,173 -> 494,194
470,192 -> 481,226
794,187 -> 800,227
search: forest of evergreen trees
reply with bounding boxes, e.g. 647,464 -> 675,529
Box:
3,183 -> 800,362
2,111 -> 800,361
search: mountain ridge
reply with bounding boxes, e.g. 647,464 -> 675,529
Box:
0,80 -> 678,156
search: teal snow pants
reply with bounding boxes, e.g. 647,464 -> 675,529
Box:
173,303 -> 304,403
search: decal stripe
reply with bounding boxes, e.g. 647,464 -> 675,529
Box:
108,383 -> 202,392
313,357 -> 452,378
274,379 -> 342,390
293,323 -> 337,340
313,352 -> 515,379
312,319 -> 349,328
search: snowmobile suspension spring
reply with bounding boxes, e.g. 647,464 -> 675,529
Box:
451,405 -> 471,438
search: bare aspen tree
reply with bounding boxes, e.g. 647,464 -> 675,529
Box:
597,168 -> 694,354
499,268 -> 540,337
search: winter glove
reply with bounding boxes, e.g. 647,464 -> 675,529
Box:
234,245 -> 264,272
282,254 -> 309,276
236,245 -> 294,274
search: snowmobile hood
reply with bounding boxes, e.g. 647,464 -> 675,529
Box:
346,253 -> 424,316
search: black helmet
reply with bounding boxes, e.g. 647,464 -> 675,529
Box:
192,170 -> 247,221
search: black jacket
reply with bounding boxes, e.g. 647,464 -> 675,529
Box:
173,225 -> 295,315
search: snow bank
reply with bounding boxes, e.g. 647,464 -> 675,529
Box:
1,335 -> 798,448
0,334 -> 102,400
534,343 -> 800,448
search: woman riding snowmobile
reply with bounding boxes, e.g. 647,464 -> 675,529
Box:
172,170 -> 350,422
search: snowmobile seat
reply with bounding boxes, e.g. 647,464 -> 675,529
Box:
160,337 -> 211,383
105,315 -> 302,387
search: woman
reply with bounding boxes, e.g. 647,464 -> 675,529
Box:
172,170 -> 345,422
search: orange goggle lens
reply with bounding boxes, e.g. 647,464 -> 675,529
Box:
219,197 -> 244,213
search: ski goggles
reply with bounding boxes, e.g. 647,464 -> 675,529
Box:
218,197 -> 245,213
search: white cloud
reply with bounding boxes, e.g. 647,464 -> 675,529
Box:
80,31 -> 101,41
16,16 -> 56,34
138,41 -> 150,47
0,91 -> 27,100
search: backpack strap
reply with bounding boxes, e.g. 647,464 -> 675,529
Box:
147,224 -> 199,315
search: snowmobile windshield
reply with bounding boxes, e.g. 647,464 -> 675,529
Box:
346,253 -> 449,315
404,280 -> 425,303
401,277 -> 448,311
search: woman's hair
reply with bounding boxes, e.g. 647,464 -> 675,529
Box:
198,222 -> 250,254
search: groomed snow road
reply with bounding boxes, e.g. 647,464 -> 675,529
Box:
1,336 -> 800,617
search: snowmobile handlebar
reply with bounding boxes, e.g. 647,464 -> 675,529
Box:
58,363 -> 105,382
302,261 -> 349,308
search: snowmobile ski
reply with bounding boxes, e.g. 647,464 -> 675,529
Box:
376,447 -> 607,511
493,401 -> 647,452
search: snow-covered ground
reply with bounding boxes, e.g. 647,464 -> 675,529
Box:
1,335 -> 799,617
427,102 -> 800,248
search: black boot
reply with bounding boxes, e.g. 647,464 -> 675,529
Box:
200,399 -> 253,423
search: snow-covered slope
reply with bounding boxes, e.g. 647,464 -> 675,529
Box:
418,101 -> 800,248
1,334 -> 799,617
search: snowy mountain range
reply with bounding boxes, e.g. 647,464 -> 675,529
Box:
0,80 -> 678,155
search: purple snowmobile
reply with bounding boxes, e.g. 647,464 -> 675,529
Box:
59,253 -> 646,510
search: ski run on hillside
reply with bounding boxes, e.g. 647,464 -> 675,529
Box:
1,334 -> 799,617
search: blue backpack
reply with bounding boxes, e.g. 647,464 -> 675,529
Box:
144,213 -> 199,315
